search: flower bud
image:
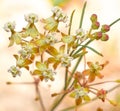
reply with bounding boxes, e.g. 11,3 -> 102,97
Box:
101,24 -> 110,33
90,14 -> 97,22
91,21 -> 100,30
101,34 -> 109,41
93,31 -> 102,40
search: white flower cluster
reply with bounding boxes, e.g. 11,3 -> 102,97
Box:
61,54 -> 73,67
75,28 -> 87,41
74,87 -> 88,99
42,69 -> 56,82
8,65 -> 21,77
45,32 -> 57,45
51,6 -> 68,23
19,44 -> 34,58
18,49 -> 30,58
24,13 -> 38,23
3,21 -> 16,32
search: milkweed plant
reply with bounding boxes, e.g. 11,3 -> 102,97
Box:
4,2 -> 120,111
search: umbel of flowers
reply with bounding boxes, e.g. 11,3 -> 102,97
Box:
4,2 -> 120,111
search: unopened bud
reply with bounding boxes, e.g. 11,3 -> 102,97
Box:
101,34 -> 109,41
101,24 -> 110,33
91,21 -> 100,30
93,31 -> 102,40
90,14 -> 97,22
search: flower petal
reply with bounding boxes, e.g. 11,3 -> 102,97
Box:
33,70 -> 41,75
88,73 -> 95,82
82,69 -> 91,76
75,97 -> 82,105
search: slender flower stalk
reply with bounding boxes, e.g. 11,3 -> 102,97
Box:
3,1 -> 120,111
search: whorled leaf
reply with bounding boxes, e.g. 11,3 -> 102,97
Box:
14,55 -> 32,70
42,17 -> 58,32
36,61 -> 47,71
22,23 -> 39,38
46,46 -> 59,56
62,35 -> 76,44
9,32 -> 22,47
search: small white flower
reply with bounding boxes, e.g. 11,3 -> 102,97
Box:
61,54 -> 73,67
45,32 -> 57,45
8,65 -> 21,77
74,88 -> 88,99
18,49 -> 30,58
51,6 -> 68,23
3,21 -> 16,32
75,28 -> 87,42
76,28 -> 85,36
24,13 -> 38,23
51,6 -> 62,14
58,13 -> 68,23
42,69 -> 56,82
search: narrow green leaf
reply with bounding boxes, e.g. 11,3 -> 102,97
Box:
68,9 -> 75,35
79,1 -> 87,28
80,45 -> 103,56
72,50 -> 87,59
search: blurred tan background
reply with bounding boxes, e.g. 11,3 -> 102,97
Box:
0,0 -> 120,111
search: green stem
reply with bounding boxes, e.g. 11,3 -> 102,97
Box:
50,54 -> 84,111
50,94 -> 66,111
60,84 -> 120,111
64,67 -> 68,90
109,18 -> 120,27
72,39 -> 93,56
64,10 -> 76,90
36,85 -> 46,111
66,54 -> 83,87
50,2 -> 87,110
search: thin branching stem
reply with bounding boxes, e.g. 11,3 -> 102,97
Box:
50,2 -> 87,110
60,84 -> 120,111
64,10 -> 76,90
88,80 -> 116,86
109,18 -> 120,27
34,77 -> 46,111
